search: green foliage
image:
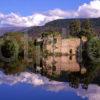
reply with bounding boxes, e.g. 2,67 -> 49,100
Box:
69,20 -> 81,36
0,32 -> 36,62
28,40 -> 36,59
0,39 -> 19,59
81,19 -> 94,36
69,19 -> 95,38
42,32 -> 59,37
87,37 -> 100,63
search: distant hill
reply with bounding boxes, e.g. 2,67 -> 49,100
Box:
0,18 -> 100,37
28,18 -> 100,38
45,18 -> 100,33
45,18 -> 100,28
0,27 -> 29,36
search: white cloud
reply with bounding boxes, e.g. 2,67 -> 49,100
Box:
77,0 -> 100,18
0,0 -> 100,27
49,8 -> 70,17
0,10 -> 66,27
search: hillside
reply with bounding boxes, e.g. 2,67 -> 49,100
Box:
45,18 -> 100,28
28,18 -> 100,37
0,18 -> 100,37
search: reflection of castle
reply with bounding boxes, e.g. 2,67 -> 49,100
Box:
43,56 -> 81,76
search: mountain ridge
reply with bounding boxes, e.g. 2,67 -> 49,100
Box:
0,18 -> 100,37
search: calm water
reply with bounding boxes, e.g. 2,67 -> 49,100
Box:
0,56 -> 100,100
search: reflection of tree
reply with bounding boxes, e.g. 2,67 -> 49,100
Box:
81,64 -> 100,88
0,62 -> 26,75
0,58 -> 34,75
67,63 -> 100,90
68,72 -> 80,89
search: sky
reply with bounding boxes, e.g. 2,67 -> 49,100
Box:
0,0 -> 100,27
0,0 -> 90,16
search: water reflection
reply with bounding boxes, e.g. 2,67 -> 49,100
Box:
0,55 -> 100,86
0,55 -> 100,100
43,56 -> 80,76
0,71 -> 100,100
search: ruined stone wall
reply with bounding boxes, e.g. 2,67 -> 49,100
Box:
46,37 -> 84,55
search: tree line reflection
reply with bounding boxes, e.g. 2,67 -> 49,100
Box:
0,54 -> 100,90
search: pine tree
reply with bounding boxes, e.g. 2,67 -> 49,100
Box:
81,19 -> 94,36
69,20 -> 81,36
